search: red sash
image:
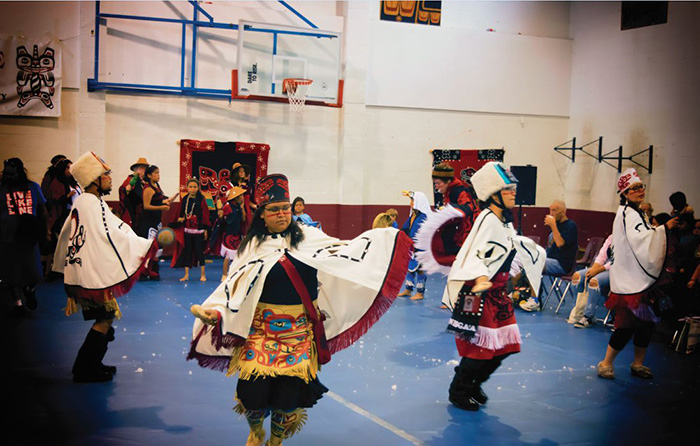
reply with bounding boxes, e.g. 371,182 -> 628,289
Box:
278,255 -> 331,365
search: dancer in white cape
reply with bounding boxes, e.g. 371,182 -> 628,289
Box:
53,152 -> 157,382
443,162 -> 545,411
596,168 -> 678,380
188,174 -> 411,446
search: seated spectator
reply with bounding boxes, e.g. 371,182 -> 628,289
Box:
520,200 -> 578,312
570,235 -> 612,328
639,202 -> 654,221
670,191 -> 694,218
291,196 -> 320,228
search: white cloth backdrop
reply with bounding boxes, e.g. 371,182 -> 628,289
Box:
0,35 -> 61,117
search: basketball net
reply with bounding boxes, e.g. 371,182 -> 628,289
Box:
283,78 -> 313,112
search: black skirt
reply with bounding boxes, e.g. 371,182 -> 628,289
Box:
236,375 -> 328,411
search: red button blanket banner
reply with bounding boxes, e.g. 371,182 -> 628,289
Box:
179,140 -> 270,208
431,149 -> 504,207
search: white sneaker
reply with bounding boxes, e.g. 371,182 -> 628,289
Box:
574,317 -> 594,328
519,297 -> 540,312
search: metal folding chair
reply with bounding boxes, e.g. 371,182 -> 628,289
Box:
541,263 -> 578,314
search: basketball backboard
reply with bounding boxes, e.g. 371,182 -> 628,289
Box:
233,20 -> 343,108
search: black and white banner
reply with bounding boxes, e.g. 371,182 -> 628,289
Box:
0,36 -> 61,117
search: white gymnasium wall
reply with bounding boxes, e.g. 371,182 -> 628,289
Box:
365,13 -> 572,116
0,0 -> 575,209
342,1 -> 571,205
566,1 -> 700,213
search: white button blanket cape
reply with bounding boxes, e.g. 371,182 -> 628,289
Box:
53,193 -> 157,302
610,205 -> 667,295
444,209 -> 546,309
188,225 -> 412,372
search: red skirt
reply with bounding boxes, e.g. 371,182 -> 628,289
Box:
456,271 -> 521,360
606,286 -> 662,329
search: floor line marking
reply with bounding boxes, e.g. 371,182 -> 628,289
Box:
327,391 -> 425,446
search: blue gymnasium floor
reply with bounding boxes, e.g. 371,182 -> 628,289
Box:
3,258 -> 699,446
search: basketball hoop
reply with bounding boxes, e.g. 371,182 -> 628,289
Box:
283,78 -> 313,112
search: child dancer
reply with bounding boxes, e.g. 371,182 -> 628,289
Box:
173,178 -> 211,281
220,186 -> 247,281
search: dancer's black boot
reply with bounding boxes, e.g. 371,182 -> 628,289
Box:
98,326 -> 117,375
472,355 -> 507,405
448,359 -> 480,411
73,329 -> 113,383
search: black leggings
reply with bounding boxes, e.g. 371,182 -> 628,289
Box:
609,324 -> 655,350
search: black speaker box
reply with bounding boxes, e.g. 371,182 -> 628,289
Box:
511,165 -> 537,206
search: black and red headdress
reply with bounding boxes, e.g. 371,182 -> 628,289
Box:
254,173 -> 290,206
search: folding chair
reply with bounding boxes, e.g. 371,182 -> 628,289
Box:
597,309 -> 615,328
576,237 -> 605,269
541,263 -> 578,314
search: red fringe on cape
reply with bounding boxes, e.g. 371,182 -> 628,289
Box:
186,313 -> 245,372
64,240 -> 158,303
327,230 -> 413,354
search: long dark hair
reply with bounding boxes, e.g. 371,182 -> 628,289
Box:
292,196 -> 305,215
145,165 -> 162,190
239,205 -> 305,252
55,159 -> 78,188
44,154 -> 66,180
1,158 -> 30,190
180,180 -> 205,217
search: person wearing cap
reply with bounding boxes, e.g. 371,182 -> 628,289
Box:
431,162 -> 480,255
217,186 -> 247,281
0,157 -> 49,316
118,157 -> 149,228
232,161 -> 256,217
596,168 -> 678,380
397,191 -> 432,301
171,178 -> 211,282
443,162 -> 546,411
53,152 -> 157,382
188,173 -> 411,446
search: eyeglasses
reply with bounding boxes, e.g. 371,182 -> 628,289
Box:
628,184 -> 646,193
264,204 -> 292,214
502,185 -> 517,193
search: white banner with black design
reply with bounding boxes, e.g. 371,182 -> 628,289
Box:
0,35 -> 61,117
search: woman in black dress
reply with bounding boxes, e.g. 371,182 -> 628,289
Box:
138,165 -> 170,280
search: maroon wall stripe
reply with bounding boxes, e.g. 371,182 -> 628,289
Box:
107,202 -> 614,253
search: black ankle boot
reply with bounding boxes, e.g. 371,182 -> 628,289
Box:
99,327 -> 117,375
73,329 -> 113,383
472,385 -> 488,405
448,366 -> 480,411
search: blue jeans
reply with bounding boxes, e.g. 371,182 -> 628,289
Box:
404,270 -> 426,293
572,268 -> 610,319
544,258 -> 567,276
